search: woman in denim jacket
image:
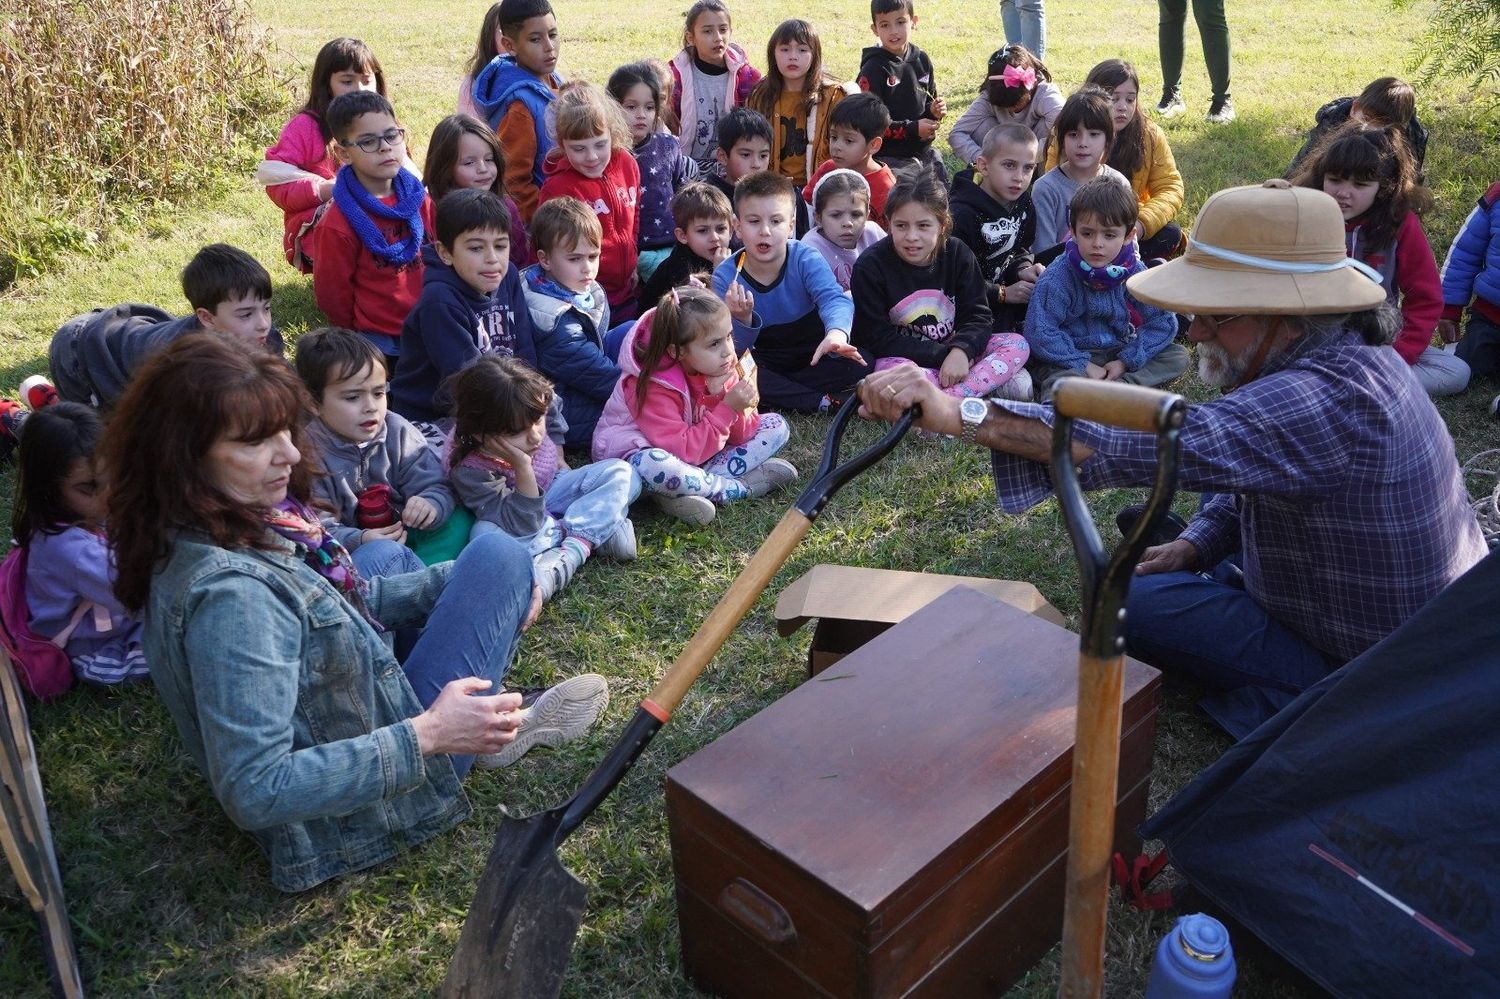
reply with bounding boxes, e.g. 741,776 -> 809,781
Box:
102,335 -> 608,892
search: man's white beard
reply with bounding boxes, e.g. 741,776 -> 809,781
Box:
1197,338 -> 1262,389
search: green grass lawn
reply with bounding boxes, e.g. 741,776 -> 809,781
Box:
1,1 -> 1497,995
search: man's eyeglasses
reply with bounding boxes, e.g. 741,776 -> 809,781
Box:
1196,313 -> 1247,337
340,127 -> 406,154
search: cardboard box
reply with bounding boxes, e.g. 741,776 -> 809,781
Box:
774,565 -> 1066,675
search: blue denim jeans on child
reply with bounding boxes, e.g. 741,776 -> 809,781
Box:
470,458 -> 641,554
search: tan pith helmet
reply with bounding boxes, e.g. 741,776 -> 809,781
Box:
1126,178 -> 1388,315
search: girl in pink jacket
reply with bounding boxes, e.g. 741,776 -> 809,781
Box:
258,38 -> 387,272
592,288 -> 795,525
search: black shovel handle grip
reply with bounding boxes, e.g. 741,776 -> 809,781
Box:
795,398 -> 918,519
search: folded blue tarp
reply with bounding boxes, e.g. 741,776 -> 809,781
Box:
1141,550 -> 1500,997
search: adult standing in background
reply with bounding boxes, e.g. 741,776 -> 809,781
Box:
1155,0 -> 1233,123
999,0 -> 1045,59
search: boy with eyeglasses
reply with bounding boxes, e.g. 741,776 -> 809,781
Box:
312,91 -> 436,362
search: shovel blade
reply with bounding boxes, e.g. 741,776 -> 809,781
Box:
441,809 -> 589,999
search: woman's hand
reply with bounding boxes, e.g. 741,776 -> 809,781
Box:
522,584 -> 544,631
724,281 -> 754,325
811,329 -> 865,366
401,496 -> 438,530
1135,539 -> 1200,576
938,348 -> 971,388
362,522 -> 408,546
411,678 -> 524,757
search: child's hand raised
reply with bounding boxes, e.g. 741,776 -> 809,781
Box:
724,281 -> 754,325
402,496 -> 439,530
939,348 -> 971,388
811,329 -> 866,366
725,376 -> 759,412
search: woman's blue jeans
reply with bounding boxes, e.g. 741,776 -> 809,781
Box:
397,531 -> 533,778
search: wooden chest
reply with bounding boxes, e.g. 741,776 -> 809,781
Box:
666,586 -> 1160,997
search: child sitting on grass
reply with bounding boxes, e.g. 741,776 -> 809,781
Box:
423,112 -> 531,268
706,108 -> 810,239
802,169 -> 886,292
448,356 -> 638,602
537,81 -> 643,320
607,61 -> 700,285
1030,86 -> 1132,263
470,0 -> 564,224
298,328 -> 455,572
669,0 -> 762,171
712,171 -> 869,413
744,18 -> 857,187
12,403 -> 146,686
1288,76 -> 1428,178
311,90 -> 436,362
638,183 -> 735,311
45,244 -> 280,414
951,123 -> 1043,331
803,93 -> 897,227
948,44 -> 1061,173
851,172 -> 1031,400
1024,178 -> 1188,398
593,287 -> 795,525
260,37 -> 386,272
391,189 -> 536,432
858,0 -> 946,183
522,197 -> 622,447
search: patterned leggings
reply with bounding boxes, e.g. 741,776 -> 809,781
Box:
872,333 -> 1030,397
628,414 -> 790,503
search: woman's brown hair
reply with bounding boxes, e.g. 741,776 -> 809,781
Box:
103,334 -> 318,611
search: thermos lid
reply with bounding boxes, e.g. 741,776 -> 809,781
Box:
1176,913 -> 1229,961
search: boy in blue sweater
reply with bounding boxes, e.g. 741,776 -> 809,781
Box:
521,196 -> 621,446
471,0 -> 563,223
712,171 -> 870,413
1023,178 -> 1188,399
391,189 -> 537,432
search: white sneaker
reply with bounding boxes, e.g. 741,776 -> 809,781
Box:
652,492 -> 716,525
533,541 -> 586,602
475,673 -> 609,769
1205,97 -> 1235,124
989,368 -> 1033,402
1155,88 -> 1186,118
596,519 -> 637,560
738,457 -> 799,498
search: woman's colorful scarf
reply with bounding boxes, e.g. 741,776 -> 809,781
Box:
331,165 -> 426,267
1064,236 -> 1140,291
264,497 -> 383,631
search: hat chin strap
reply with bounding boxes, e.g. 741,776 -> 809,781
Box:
1190,238 -> 1385,284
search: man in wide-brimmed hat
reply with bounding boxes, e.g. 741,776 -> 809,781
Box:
860,179 -> 1486,737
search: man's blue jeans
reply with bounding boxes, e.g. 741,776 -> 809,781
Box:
1124,558 -> 1339,739
398,531 -> 533,778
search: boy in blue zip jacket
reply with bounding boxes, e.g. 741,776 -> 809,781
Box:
520,197 -> 622,447
391,190 -> 538,435
1023,178 -> 1188,399
1438,180 -> 1500,382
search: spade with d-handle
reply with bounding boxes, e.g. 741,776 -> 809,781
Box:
441,398 -> 918,999
1048,379 -> 1186,998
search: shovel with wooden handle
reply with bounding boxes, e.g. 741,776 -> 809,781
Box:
441,399 -> 917,999
1048,379 -> 1187,998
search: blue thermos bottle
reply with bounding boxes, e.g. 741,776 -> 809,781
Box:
1144,913 -> 1237,998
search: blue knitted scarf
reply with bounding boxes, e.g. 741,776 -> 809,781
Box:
332,165 -> 426,267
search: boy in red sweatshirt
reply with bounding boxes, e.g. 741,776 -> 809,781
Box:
311,91 -> 435,360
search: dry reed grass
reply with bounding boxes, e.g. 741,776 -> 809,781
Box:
0,0 -> 285,286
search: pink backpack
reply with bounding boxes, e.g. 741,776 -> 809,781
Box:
0,545 -> 77,700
